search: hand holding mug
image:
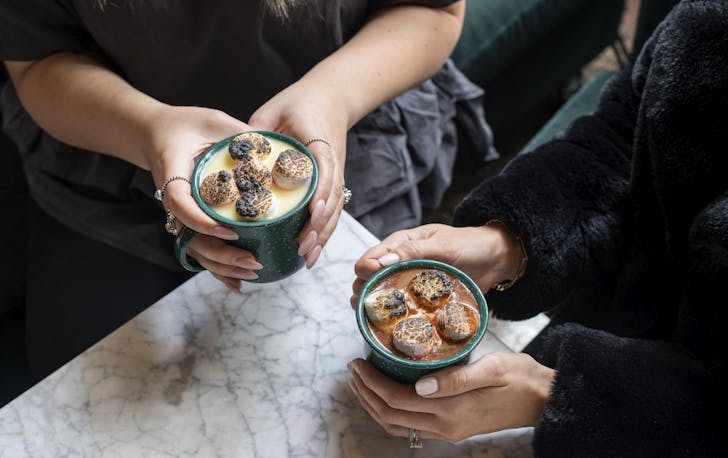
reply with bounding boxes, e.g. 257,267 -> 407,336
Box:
145,105 -> 260,292
347,353 -> 554,443
249,81 -> 348,269
351,223 -> 524,307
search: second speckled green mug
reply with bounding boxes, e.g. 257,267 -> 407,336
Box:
356,259 -> 489,384
174,131 -> 318,283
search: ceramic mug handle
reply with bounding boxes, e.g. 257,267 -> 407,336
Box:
174,226 -> 204,272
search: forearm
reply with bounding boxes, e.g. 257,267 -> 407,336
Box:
295,1 -> 465,128
5,53 -> 164,170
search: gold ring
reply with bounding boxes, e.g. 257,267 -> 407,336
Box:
409,428 -> 422,449
303,137 -> 333,150
154,176 -> 191,202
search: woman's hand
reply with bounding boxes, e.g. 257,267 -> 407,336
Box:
249,82 -> 349,269
351,223 -> 524,307
146,105 -> 262,292
347,354 -> 554,443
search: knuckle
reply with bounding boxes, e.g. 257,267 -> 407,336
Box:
450,370 -> 470,393
209,109 -> 230,124
165,190 -> 185,211
386,395 -> 405,410
486,353 -> 508,381
399,240 -> 422,259
382,424 -> 398,436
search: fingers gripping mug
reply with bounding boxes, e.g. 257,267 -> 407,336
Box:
174,131 -> 318,283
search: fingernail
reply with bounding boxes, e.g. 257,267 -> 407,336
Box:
306,245 -> 323,269
233,268 -> 259,280
310,199 -> 325,227
297,230 -> 318,256
377,252 -> 400,267
214,226 -> 239,240
235,257 -> 263,270
225,281 -> 242,295
415,377 -> 438,396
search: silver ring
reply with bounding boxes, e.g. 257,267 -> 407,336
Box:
164,210 -> 178,236
154,176 -> 191,202
409,428 -> 422,449
342,185 -> 352,205
303,137 -> 333,150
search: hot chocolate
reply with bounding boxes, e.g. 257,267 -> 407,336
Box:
364,268 -> 480,361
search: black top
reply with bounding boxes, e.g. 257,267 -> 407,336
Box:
0,0 -> 494,270
454,1 -> 726,455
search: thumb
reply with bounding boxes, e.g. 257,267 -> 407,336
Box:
206,111 -> 252,140
383,236 -> 452,266
414,353 -> 509,398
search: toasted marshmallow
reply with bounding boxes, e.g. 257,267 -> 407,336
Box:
392,315 -> 440,358
199,170 -> 238,206
407,269 -> 452,311
273,149 -> 313,189
364,288 -> 408,329
233,160 -> 273,189
235,180 -> 276,219
229,132 -> 272,162
436,302 -> 478,342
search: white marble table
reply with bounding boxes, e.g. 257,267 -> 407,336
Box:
0,213 -> 546,457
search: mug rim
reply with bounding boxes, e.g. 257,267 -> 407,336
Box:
191,130 -> 319,227
356,259 -> 489,370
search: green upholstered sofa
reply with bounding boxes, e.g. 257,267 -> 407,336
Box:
452,0 -> 625,131
515,0 -> 679,156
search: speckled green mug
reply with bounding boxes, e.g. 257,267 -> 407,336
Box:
356,259 -> 488,384
174,131 -> 318,283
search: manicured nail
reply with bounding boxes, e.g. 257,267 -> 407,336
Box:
232,268 -> 258,280
297,230 -> 318,256
214,226 -> 239,240
377,252 -> 400,267
310,199 -> 325,227
235,257 -> 263,270
306,245 -> 323,269
415,377 -> 438,396
225,281 -> 242,295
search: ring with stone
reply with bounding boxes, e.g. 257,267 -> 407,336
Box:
154,175 -> 192,202
409,428 -> 423,449
342,185 -> 352,205
164,210 -> 179,236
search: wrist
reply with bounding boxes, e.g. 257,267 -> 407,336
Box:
482,221 -> 527,288
139,101 -> 175,174
529,365 -> 555,426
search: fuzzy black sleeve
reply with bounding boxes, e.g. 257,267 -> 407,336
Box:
452,42 -> 652,319
530,193 -> 728,457
529,323 -> 725,457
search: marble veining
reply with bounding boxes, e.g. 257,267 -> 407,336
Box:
0,213 -> 544,457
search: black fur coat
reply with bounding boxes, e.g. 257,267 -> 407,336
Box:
453,1 -> 727,456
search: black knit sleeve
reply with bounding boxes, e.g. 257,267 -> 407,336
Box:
0,0 -> 92,61
451,37 -> 655,320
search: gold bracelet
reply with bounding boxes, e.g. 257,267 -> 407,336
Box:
485,219 -> 528,292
